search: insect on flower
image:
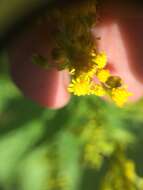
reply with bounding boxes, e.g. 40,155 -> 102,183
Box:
32,0 -> 132,107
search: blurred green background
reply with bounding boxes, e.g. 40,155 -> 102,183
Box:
0,51 -> 143,190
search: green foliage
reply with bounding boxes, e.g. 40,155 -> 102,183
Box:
0,53 -> 143,190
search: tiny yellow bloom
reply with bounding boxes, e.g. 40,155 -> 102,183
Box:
92,52 -> 107,69
84,143 -> 101,168
91,84 -> 106,96
111,88 -> 132,107
81,65 -> 97,80
68,78 -> 91,96
97,69 -> 110,83
124,160 -> 136,181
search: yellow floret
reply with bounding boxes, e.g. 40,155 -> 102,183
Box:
124,160 -> 136,181
111,88 -> 132,107
84,143 -> 100,168
97,69 -> 110,83
91,84 -> 106,96
92,52 -> 107,69
81,65 -> 97,80
68,78 -> 91,96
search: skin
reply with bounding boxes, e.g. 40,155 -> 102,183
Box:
9,1 -> 143,109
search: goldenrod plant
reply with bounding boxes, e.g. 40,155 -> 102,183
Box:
101,147 -> 143,190
0,64 -> 143,190
1,1 -> 143,190
32,0 -> 132,107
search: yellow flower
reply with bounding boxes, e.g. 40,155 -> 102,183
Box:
124,160 -> 136,181
80,65 -> 97,80
84,143 -> 101,168
97,69 -> 110,83
91,84 -> 106,96
67,78 -> 91,96
92,52 -> 107,69
111,88 -> 132,107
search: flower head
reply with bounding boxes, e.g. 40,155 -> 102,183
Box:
124,160 -> 136,181
97,69 -> 110,83
92,52 -> 107,69
91,84 -> 106,96
111,88 -> 132,107
32,0 -> 133,108
68,77 -> 91,96
79,65 -> 97,80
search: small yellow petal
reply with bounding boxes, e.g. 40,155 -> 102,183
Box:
111,88 -> 132,107
92,52 -> 107,69
124,160 -> 136,181
80,65 -> 97,80
91,84 -> 106,96
67,78 -> 92,96
97,69 -> 110,83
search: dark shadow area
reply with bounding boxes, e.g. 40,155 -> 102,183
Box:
0,52 -> 10,76
79,161 -> 108,190
0,184 -> 4,190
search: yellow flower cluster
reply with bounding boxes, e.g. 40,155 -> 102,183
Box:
97,69 -> 110,83
111,88 -> 132,107
68,78 -> 91,96
91,52 -> 107,69
82,126 -> 114,169
91,84 -> 106,96
101,151 -> 143,190
32,0 -> 132,107
67,51 -> 132,107
124,160 -> 136,181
